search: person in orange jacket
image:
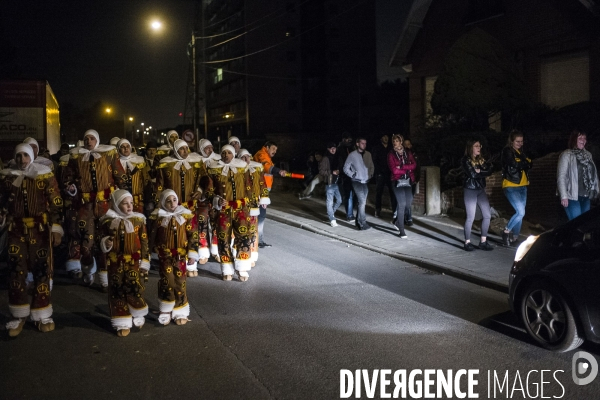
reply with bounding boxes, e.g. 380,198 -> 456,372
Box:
253,141 -> 287,247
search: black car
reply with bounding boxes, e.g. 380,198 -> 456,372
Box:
509,206 -> 600,352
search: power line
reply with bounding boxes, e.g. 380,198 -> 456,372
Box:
198,0 -> 314,39
200,0 -> 370,65
203,0 -> 316,50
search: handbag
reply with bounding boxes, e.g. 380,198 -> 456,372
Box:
396,178 -> 411,187
394,150 -> 411,187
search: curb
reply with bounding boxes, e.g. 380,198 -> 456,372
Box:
267,211 -> 509,294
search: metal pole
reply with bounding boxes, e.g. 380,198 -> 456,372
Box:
192,32 -> 198,149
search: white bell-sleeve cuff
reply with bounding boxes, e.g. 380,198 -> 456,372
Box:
100,236 -> 113,253
51,223 -> 65,236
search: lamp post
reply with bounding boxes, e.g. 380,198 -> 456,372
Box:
123,116 -> 134,143
190,30 -> 207,151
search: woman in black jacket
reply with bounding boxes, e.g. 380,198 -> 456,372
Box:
501,130 -> 532,246
461,139 -> 494,251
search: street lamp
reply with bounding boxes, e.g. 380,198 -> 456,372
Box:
126,116 -> 134,143
189,31 -> 208,150
151,20 -> 162,31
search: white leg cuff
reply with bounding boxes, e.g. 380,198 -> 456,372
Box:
210,244 -> 219,257
198,247 -> 210,259
235,258 -> 252,272
65,259 -> 81,272
221,263 -> 234,275
111,316 -> 133,330
171,303 -> 190,319
30,305 -> 53,321
6,319 -> 25,330
158,299 -> 175,313
250,251 -> 258,262
50,279 -> 53,291
98,270 -> 108,286
186,262 -> 198,272
129,304 -> 148,318
238,271 -> 249,278
158,313 -> 171,325
132,317 -> 145,327
9,304 -> 31,319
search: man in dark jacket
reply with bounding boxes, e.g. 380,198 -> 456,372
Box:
337,132 -> 356,223
371,133 -> 397,218
319,143 -> 343,226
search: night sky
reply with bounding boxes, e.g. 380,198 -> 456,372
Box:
3,0 -> 409,131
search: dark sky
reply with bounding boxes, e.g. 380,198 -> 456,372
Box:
3,0 -> 408,131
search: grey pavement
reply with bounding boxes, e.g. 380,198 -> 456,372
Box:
266,188 -> 535,293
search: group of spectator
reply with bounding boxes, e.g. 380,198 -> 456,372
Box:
300,132 -> 419,238
461,129 -> 599,252
298,128 -> 599,253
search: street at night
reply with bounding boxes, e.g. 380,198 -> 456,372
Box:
3,0 -> 600,399
2,218 -> 599,399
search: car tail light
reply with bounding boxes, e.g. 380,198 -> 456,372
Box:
514,235 -> 539,262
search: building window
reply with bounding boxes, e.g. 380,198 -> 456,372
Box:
214,68 -> 223,84
285,28 -> 296,37
541,52 -> 589,109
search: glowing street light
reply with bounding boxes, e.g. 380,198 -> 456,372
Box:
105,107 -> 112,114
151,20 -> 163,31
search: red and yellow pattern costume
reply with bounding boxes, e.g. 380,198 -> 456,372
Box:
150,193 -> 199,323
207,158 -> 255,280
0,158 -> 63,327
100,202 -> 149,332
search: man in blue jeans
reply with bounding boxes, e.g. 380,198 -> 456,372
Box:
343,137 -> 374,230
320,143 -> 342,226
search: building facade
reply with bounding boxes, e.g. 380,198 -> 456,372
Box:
389,0 -> 600,138
199,0 -> 376,142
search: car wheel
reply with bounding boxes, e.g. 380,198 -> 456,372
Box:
519,281 -> 583,352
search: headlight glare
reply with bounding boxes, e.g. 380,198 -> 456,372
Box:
514,235 -> 539,262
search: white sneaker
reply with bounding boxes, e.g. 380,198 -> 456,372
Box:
330,220 -> 338,227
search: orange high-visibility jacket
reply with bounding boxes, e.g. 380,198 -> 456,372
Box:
254,147 -> 274,189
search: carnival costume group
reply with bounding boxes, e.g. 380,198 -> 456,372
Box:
1,129 -> 270,337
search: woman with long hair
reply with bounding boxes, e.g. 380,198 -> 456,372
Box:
387,134 -> 416,238
501,130 -> 532,246
461,139 -> 493,251
557,130 -> 599,220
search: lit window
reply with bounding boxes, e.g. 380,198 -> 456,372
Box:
541,52 -> 589,108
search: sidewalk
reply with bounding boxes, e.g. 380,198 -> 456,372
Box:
266,190 -> 527,293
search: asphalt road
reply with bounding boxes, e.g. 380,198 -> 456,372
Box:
1,220 -> 600,399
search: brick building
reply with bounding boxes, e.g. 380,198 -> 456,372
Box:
389,0 -> 600,138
